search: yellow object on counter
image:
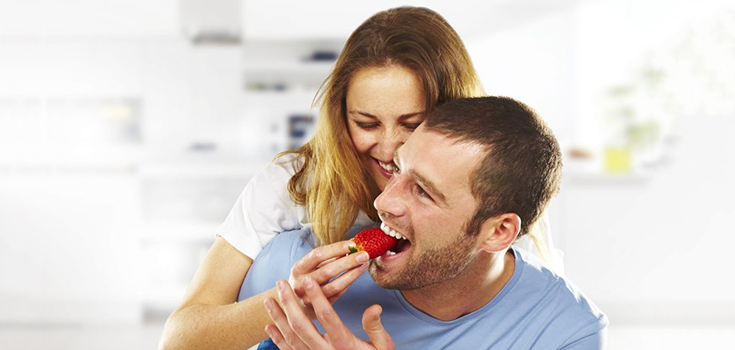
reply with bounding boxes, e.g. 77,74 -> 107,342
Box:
604,146 -> 632,173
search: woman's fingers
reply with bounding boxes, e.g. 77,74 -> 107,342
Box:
362,305 -> 395,350
310,251 -> 369,286
275,280 -> 330,349
287,240 -> 369,320
291,243 -> 368,304
263,296 -> 307,350
291,241 -> 354,275
297,257 -> 365,308
321,262 -> 368,299
302,276 -> 355,347
265,324 -> 293,350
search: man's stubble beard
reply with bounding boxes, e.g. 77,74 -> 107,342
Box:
369,230 -> 477,290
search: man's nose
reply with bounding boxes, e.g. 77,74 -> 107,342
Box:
374,174 -> 407,218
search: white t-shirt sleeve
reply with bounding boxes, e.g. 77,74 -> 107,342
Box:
215,156 -> 307,259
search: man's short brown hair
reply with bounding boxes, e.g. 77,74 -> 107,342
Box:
424,96 -> 562,237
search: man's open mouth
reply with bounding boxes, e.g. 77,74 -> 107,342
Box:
379,221 -> 412,258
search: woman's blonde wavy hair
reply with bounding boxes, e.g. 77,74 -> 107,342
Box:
279,7 -> 484,246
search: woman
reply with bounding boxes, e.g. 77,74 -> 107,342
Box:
160,7 -> 561,350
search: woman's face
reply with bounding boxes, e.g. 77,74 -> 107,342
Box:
345,65 -> 427,191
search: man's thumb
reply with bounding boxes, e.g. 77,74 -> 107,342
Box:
362,305 -> 395,350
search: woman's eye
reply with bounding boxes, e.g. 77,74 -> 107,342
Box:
356,122 -> 379,130
404,123 -> 421,131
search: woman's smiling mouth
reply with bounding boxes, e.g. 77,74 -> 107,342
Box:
375,158 -> 397,179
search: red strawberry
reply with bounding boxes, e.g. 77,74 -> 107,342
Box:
349,228 -> 398,259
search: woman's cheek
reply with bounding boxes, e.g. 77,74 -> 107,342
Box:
399,129 -> 414,144
353,132 -> 375,156
347,126 -> 365,154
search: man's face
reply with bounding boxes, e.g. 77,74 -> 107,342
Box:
370,125 -> 487,290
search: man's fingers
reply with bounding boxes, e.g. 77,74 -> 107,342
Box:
276,280 -> 330,349
265,324 -> 293,350
292,241 -> 355,275
263,297 -> 306,350
303,276 -> 354,346
321,262 -> 368,298
362,305 -> 395,350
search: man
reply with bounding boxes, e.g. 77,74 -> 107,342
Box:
240,97 -> 608,349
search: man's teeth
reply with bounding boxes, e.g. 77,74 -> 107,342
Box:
378,160 -> 397,173
380,222 -> 407,240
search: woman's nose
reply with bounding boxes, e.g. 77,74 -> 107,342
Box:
376,127 -> 404,161
374,175 -> 407,218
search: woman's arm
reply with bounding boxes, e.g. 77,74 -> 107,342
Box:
159,236 -> 275,350
159,157 -> 305,349
159,235 -> 370,350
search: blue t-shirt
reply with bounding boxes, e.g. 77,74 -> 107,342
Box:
239,229 -> 608,349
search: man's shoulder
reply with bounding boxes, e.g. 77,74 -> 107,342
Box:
238,229 -> 314,301
511,248 -> 608,343
373,248 -> 608,349
260,228 -> 315,261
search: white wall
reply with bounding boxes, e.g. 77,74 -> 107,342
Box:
558,111 -> 735,324
0,35 -> 253,324
558,0 -> 735,324
0,173 -> 141,324
0,0 -> 178,37
466,7 -> 577,148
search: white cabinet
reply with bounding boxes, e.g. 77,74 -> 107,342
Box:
0,1 -> 179,37
180,0 -> 242,43
240,0 -> 360,40
241,39 -> 343,152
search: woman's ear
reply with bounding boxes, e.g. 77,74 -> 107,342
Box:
478,213 -> 521,253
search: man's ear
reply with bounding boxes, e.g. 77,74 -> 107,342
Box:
478,213 -> 521,253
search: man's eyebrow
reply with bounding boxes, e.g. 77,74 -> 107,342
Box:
409,169 -> 447,204
393,150 -> 447,204
349,110 -> 425,120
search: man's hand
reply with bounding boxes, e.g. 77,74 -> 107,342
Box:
263,278 -> 395,350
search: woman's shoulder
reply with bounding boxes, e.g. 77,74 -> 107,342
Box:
273,152 -> 303,169
255,152 -> 304,186
246,152 -> 310,225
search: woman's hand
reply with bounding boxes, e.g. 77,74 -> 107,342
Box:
264,278 -> 395,350
287,240 -> 370,316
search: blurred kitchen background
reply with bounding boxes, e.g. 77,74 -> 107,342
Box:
1,0 -> 734,349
